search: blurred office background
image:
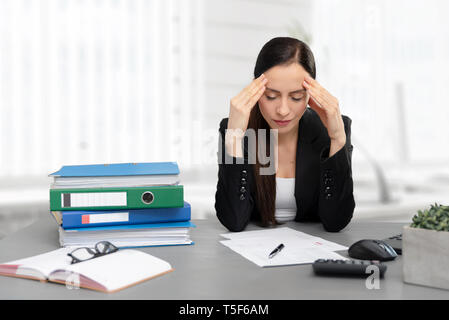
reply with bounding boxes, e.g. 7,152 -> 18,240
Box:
1,0 -> 449,238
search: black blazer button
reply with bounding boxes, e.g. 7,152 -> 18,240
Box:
240,186 -> 246,193
325,193 -> 332,200
240,177 -> 247,185
241,170 -> 247,177
324,186 -> 331,192
240,194 -> 246,201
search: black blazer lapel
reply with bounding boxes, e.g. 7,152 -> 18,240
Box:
295,108 -> 323,221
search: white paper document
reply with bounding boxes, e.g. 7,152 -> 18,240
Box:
220,227 -> 349,267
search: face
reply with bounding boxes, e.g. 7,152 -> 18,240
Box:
258,63 -> 310,135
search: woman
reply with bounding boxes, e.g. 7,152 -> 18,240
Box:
215,37 -> 355,232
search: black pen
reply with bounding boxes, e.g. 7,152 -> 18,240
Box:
268,243 -> 285,259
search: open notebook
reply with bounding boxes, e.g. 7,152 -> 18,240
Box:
0,248 -> 173,293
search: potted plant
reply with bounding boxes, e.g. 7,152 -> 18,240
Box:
403,203 -> 449,290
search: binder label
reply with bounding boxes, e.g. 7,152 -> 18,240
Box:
61,192 -> 127,208
81,212 -> 129,224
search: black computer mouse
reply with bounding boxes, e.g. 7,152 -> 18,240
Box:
348,239 -> 398,261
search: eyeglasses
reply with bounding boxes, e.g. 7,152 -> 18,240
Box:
67,241 -> 119,264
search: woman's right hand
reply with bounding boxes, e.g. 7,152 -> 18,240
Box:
225,74 -> 267,158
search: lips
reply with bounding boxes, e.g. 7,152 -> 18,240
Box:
273,120 -> 291,127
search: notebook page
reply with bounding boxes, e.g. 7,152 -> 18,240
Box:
58,249 -> 173,292
0,248 -> 73,279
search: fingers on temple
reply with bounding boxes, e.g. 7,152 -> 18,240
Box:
242,75 -> 267,106
234,74 -> 265,105
245,85 -> 266,110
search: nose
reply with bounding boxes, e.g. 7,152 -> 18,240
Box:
276,97 -> 290,117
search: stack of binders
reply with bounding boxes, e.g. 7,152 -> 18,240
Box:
48,162 -> 194,248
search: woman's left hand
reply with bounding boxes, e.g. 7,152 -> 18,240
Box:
303,75 -> 346,145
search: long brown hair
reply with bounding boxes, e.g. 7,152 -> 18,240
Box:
248,37 -> 316,227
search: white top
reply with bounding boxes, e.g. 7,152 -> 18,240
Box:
275,177 -> 297,223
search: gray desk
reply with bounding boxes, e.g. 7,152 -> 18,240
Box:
0,213 -> 448,300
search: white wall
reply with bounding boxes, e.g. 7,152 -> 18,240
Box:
311,0 -> 449,167
0,0 -> 205,177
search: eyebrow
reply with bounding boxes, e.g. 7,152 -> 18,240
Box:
266,87 -> 306,94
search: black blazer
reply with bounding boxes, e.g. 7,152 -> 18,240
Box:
214,108 -> 355,232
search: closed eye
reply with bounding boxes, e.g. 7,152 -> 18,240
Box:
265,95 -> 303,102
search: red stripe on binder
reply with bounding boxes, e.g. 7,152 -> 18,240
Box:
81,215 -> 90,224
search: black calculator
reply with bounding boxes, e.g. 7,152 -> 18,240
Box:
312,259 -> 387,278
